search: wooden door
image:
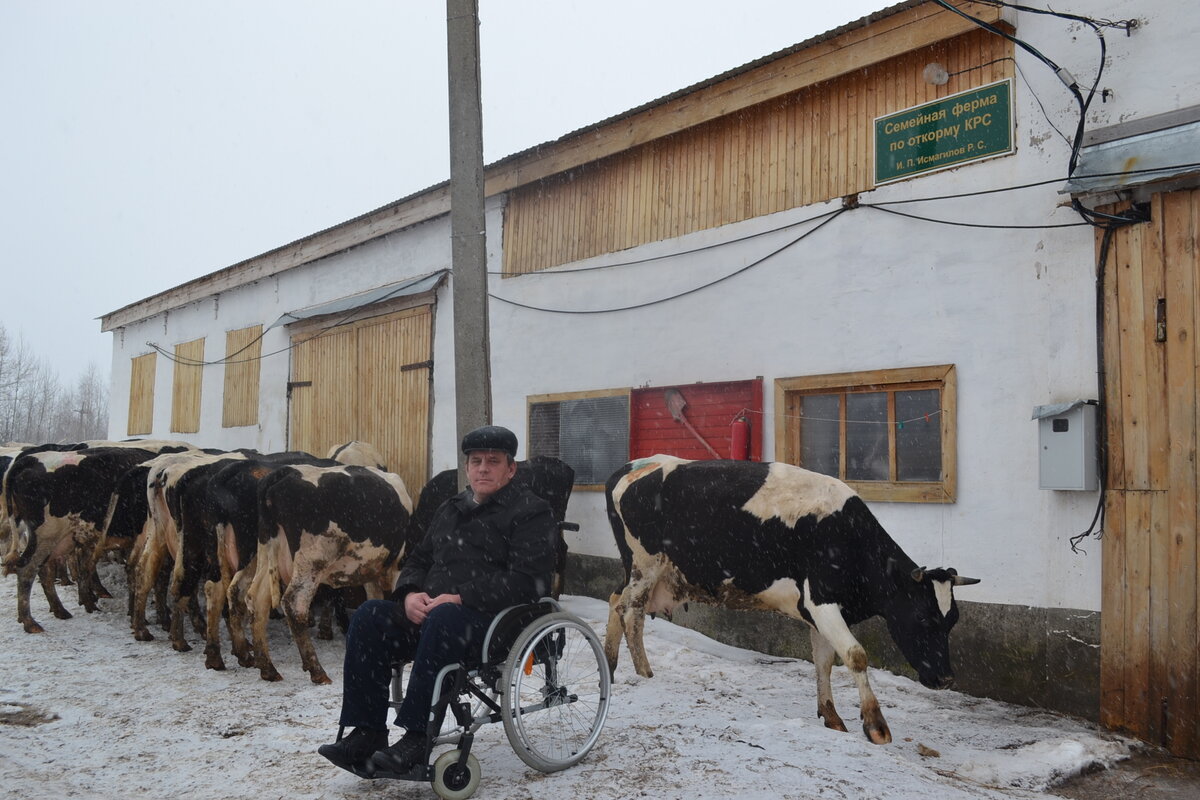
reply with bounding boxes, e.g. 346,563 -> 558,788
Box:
288,304 -> 433,494
1101,187 -> 1200,757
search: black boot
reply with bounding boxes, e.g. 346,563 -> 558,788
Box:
369,730 -> 428,775
318,727 -> 388,777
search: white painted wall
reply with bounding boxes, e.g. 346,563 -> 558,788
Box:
106,0 -> 1192,616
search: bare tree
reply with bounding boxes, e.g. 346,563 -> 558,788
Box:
0,323 -> 108,444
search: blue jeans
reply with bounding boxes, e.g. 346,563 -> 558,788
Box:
338,599 -> 491,732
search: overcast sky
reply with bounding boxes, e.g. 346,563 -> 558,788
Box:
1,0 -> 886,385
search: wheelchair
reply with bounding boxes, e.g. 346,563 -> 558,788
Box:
370,597 -> 612,799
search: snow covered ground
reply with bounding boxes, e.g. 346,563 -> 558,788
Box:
0,563 -> 1133,800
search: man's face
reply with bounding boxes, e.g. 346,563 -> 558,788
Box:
466,449 -> 516,501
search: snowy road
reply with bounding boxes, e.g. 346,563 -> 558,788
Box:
0,564 -> 1130,799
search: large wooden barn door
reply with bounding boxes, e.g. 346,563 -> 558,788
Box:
288,304 -> 433,495
1101,188 -> 1200,758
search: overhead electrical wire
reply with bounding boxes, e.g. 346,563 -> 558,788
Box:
931,0 -> 1142,229
148,2 -> 1171,360
489,207 -> 847,315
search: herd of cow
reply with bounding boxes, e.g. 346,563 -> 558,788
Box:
0,439 -> 573,687
2,438 -> 978,747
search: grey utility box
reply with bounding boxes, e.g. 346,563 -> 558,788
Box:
1033,401 -> 1098,490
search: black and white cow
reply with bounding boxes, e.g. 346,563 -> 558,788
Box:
242,463 -> 412,684
325,441 -> 388,470
603,455 -> 979,745
3,446 -> 168,632
204,452 -> 343,671
129,451 -> 246,644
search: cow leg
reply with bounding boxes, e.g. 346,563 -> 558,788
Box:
130,537 -> 166,641
166,557 -> 194,652
70,529 -> 101,611
226,559 -> 256,668
246,560 -> 283,682
281,560 -> 331,685
315,594 -> 334,641
810,628 -> 849,734
609,567 -> 659,678
39,560 -> 73,620
203,578 -> 227,670
604,592 -> 625,675
17,565 -> 45,633
805,599 -> 891,745
74,546 -> 98,612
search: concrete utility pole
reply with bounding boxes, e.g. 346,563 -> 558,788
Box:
446,0 -> 491,486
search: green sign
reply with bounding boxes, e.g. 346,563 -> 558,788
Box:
874,79 -> 1012,184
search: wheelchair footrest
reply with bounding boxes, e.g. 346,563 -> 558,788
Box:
365,763 -> 431,782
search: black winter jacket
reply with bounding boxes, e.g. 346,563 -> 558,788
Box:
390,480 -> 557,614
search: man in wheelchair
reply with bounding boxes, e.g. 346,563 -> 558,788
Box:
319,424 -> 558,778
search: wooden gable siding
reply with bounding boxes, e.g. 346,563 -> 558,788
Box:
503,28 -> 1012,275
1100,189 -> 1200,758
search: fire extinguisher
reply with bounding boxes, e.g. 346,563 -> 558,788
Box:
730,414 -> 752,460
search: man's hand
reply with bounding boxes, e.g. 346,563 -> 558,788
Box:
403,591 -> 462,624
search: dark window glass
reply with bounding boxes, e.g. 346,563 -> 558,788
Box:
846,392 -> 888,481
896,389 -> 941,481
800,394 -> 840,476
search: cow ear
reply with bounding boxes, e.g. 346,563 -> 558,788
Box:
911,567 -> 926,583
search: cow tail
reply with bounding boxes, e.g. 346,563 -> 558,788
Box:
604,466 -> 634,584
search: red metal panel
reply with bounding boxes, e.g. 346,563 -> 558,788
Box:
630,379 -> 763,461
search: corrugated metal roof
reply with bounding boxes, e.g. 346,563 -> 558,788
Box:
265,270 -> 447,331
1063,105 -> 1200,197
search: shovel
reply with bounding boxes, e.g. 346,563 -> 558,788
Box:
664,388 -> 722,459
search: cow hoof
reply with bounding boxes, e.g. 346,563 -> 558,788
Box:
819,717 -> 849,734
172,641 -> 193,653
862,723 -> 892,745
235,653 -> 255,669
97,589 -> 113,599
309,671 -> 332,686
205,655 -> 227,671
259,667 -> 284,682
22,620 -> 45,634
52,608 -> 73,620
133,629 -> 156,642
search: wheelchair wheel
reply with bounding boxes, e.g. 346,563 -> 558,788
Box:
431,750 -> 480,800
501,611 -> 611,772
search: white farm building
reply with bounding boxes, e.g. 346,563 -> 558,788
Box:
101,0 -> 1200,756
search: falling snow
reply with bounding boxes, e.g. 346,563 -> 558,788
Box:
0,563 -> 1131,800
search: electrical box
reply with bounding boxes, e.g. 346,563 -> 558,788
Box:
1033,401 -> 1098,490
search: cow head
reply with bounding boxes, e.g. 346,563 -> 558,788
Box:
881,561 -> 980,690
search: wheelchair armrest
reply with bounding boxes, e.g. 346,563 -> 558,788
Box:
480,600 -> 558,665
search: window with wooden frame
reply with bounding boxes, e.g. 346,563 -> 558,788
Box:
127,353 -> 157,436
776,365 -> 956,503
222,325 -> 262,428
527,389 -> 630,489
170,338 -> 204,434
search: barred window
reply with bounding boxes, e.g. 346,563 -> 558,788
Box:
528,390 -> 630,487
